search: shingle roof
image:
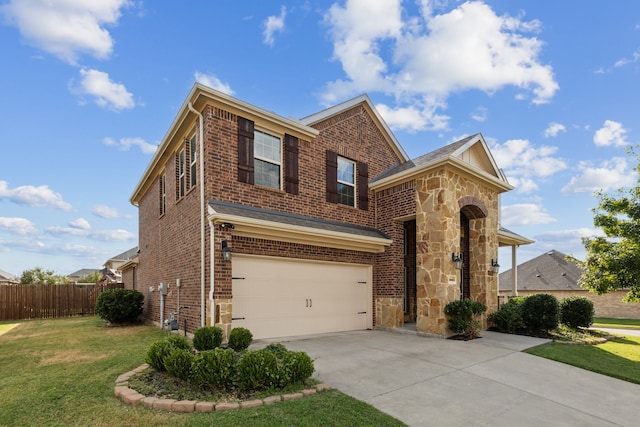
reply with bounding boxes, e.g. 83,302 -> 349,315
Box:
110,246 -> 139,261
208,200 -> 391,240
499,249 -> 583,291
68,268 -> 100,278
0,268 -> 18,282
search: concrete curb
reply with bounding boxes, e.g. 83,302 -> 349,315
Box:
114,364 -> 331,413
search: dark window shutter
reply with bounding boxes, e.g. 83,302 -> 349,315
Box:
284,134 -> 299,195
357,161 -> 369,210
237,116 -> 254,184
326,150 -> 338,203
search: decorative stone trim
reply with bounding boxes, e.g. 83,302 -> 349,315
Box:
114,364 -> 331,413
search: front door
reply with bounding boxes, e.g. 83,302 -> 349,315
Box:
460,212 -> 471,299
404,219 -> 417,322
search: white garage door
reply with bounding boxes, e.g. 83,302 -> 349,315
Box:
232,255 -> 372,339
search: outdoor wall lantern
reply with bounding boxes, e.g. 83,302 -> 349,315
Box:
451,253 -> 463,270
221,240 -> 232,262
491,259 -> 500,274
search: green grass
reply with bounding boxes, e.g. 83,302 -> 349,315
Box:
0,317 -> 406,427
0,323 -> 19,335
526,334 -> 640,385
593,317 -> 640,330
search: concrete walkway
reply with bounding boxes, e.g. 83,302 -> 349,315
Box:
259,329 -> 640,427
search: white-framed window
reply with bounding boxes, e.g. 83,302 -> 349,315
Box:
159,173 -> 166,216
254,130 -> 281,189
177,149 -> 185,199
189,135 -> 197,188
337,156 -> 355,207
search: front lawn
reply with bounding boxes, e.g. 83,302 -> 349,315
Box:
0,317 -> 406,427
526,334 -> 640,384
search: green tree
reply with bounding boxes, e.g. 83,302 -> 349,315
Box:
78,271 -> 102,283
20,267 -> 69,285
575,148 -> 640,301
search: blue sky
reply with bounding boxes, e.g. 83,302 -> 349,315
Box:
0,0 -> 638,277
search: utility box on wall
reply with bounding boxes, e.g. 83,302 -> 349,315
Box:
158,282 -> 168,295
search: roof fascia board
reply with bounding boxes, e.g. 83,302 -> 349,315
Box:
498,229 -> 535,246
208,212 -> 392,253
300,94 -> 409,162
370,155 -> 513,193
130,83 -> 319,205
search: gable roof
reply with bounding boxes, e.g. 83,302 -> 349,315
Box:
370,133 -> 512,193
110,246 -> 139,262
68,268 -> 100,278
130,83 -> 320,205
499,249 -> 583,291
300,94 -> 409,162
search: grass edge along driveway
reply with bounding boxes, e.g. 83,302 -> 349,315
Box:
526,318 -> 640,385
0,317 -> 406,427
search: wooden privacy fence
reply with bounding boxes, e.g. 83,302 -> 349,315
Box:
0,283 -> 124,321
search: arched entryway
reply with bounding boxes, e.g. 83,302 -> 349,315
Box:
459,197 -> 488,300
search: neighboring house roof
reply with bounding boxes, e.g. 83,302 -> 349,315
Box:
499,249 -> 583,292
370,133 -> 512,194
299,94 -> 409,162
208,200 -> 393,253
68,268 -> 100,279
110,246 -> 140,262
0,268 -> 18,283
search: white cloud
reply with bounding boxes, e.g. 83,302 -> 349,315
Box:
322,1 -> 558,130
471,106 -> 488,122
90,229 -> 135,241
614,49 -> 640,68
544,122 -> 566,138
490,139 -> 567,193
69,217 -> 91,230
263,6 -> 286,46
74,68 -> 135,111
561,157 -> 636,194
501,203 -> 556,226
593,120 -> 629,147
0,180 -> 72,211
0,217 -> 37,235
194,72 -> 234,95
376,101 -> 449,132
0,0 -> 129,64
92,204 -> 121,218
104,137 -> 157,154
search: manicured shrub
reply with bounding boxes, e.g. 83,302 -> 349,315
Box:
191,348 -> 236,389
237,349 -> 279,390
228,327 -> 253,351
145,340 -> 174,371
444,299 -> 487,339
560,296 -> 595,329
95,288 -> 144,324
488,299 -> 524,333
264,343 -> 289,357
167,334 -> 192,351
278,351 -> 315,386
164,348 -> 193,381
521,293 -> 559,334
193,326 -> 223,351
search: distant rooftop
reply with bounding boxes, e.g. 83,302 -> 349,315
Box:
499,249 -> 583,291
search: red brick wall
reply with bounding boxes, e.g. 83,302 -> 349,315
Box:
136,100 -> 405,333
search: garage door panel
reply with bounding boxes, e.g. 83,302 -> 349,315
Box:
232,256 -> 371,339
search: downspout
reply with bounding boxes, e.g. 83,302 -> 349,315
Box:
188,102 -> 206,327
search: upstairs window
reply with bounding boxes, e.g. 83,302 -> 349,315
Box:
177,149 -> 185,199
254,130 -> 281,189
189,135 -> 197,188
337,157 -> 355,207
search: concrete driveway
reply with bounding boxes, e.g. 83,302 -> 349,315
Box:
258,329 -> 640,427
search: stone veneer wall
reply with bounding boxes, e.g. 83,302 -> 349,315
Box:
415,168 -> 499,335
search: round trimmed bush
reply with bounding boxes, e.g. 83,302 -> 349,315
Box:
521,293 -> 559,334
237,349 -> 279,390
95,288 -> 144,324
560,296 -> 595,329
191,348 -> 236,389
488,299 -> 524,333
164,348 -> 193,381
278,351 -> 314,386
228,327 -> 253,351
193,326 -> 223,351
145,340 -> 174,371
167,334 -> 192,351
444,299 -> 487,338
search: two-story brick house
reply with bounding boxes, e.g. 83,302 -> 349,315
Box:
130,83 -> 529,339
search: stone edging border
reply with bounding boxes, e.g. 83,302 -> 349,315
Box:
114,364 -> 332,413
